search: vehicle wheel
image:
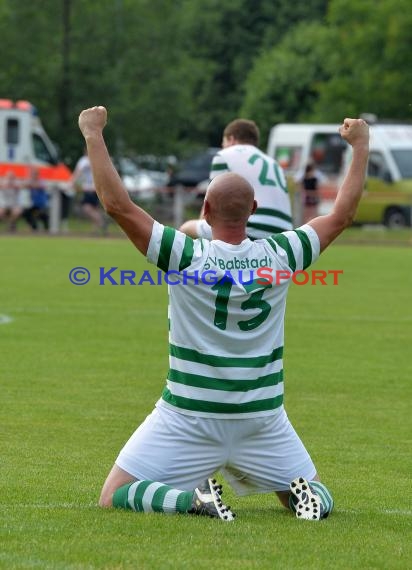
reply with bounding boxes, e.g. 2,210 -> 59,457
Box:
383,207 -> 408,228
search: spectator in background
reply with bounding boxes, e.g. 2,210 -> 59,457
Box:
72,149 -> 106,234
295,161 -> 326,223
0,171 -> 24,232
23,167 -> 49,231
301,163 -> 320,223
60,186 -> 74,234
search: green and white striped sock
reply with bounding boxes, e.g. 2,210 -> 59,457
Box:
308,481 -> 334,515
288,480 -> 334,517
113,480 -> 193,514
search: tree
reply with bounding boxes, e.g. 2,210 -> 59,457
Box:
0,0 -> 196,158
177,0 -> 329,146
0,1 -> 62,124
240,22 -> 331,144
312,0 -> 412,121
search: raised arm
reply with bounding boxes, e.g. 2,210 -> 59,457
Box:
308,118 -> 369,252
78,106 -> 154,255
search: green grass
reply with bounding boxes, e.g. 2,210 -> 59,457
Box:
336,226 -> 412,246
3,208 -> 412,246
0,235 -> 411,569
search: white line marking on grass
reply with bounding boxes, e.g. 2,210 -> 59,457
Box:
382,509 -> 412,516
4,504 -> 412,516
0,314 -> 13,325
3,307 -> 163,316
6,309 -> 408,323
289,315 -> 412,323
339,508 -> 412,516
2,502 -> 97,509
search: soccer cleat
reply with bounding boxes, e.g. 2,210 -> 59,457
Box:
289,477 -> 326,521
189,478 -> 235,521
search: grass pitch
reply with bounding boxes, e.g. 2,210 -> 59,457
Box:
0,234 -> 411,569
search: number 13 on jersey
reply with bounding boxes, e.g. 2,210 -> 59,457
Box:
211,277 -> 272,331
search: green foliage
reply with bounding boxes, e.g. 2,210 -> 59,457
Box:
312,0 -> 412,121
240,22 -> 331,143
241,0 -> 412,139
0,0 -> 411,162
178,0 -> 329,145
0,1 -> 61,119
0,0 -> 329,159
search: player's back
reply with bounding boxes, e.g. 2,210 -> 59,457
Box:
210,145 -> 292,239
168,236 -> 287,359
147,221 -> 319,418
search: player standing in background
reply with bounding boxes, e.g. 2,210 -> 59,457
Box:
0,171 -> 25,232
71,149 -> 106,234
179,119 -> 292,240
78,106 -> 369,522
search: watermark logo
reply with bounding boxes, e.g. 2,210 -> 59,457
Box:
69,267 -> 91,286
68,267 -> 343,286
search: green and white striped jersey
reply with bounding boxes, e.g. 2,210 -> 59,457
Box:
210,145 -> 293,239
147,221 -> 320,419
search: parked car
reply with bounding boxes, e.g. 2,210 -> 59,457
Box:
113,156 -> 167,201
168,147 -> 220,190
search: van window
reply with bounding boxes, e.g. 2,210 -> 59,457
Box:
7,118 -> 19,144
368,151 -> 392,181
274,146 -> 302,173
32,133 -> 56,164
391,149 -> 412,179
310,133 -> 346,175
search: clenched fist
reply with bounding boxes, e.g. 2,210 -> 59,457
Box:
78,106 -> 107,138
339,118 -> 369,148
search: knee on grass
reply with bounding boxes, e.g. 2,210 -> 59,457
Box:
99,489 -> 114,508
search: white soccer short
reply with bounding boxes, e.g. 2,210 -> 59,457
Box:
115,403 -> 316,494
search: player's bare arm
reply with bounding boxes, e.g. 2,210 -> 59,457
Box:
78,106 -> 154,255
178,219 -> 199,238
308,118 -> 369,252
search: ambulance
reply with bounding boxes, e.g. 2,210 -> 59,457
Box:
267,121 -> 412,227
0,99 -> 72,231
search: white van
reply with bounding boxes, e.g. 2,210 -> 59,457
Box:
267,122 -> 412,227
0,99 -> 72,231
